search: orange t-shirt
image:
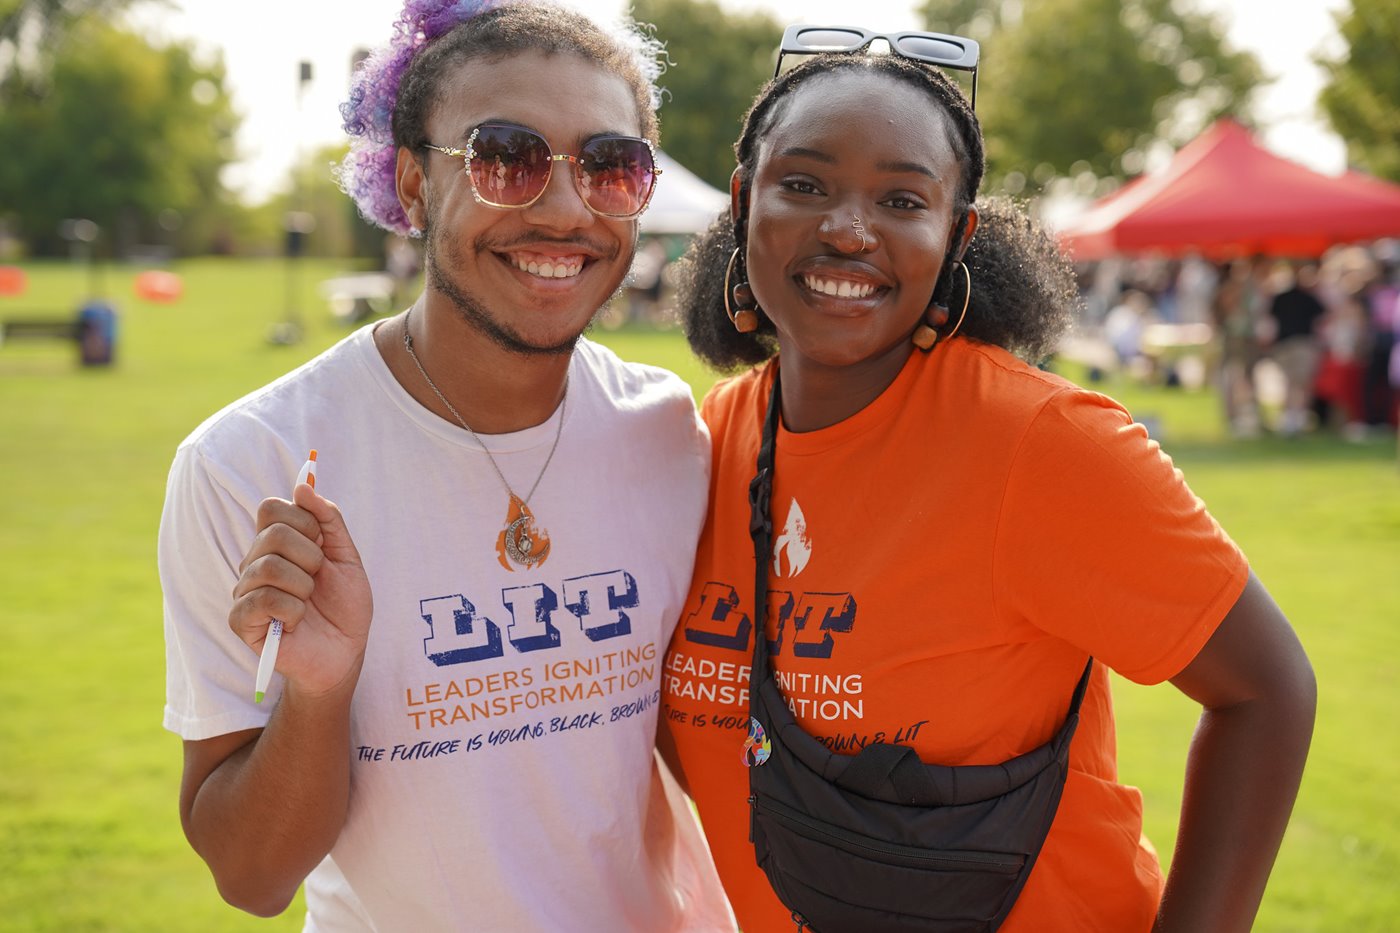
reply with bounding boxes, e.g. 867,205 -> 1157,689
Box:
662,340 -> 1249,932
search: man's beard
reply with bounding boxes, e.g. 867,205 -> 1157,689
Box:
423,217 -> 600,358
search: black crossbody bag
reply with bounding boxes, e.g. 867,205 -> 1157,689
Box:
743,374 -> 1093,932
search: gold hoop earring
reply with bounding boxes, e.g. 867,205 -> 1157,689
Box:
724,247 -> 759,334
945,260 -> 972,340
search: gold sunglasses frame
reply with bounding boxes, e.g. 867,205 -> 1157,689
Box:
424,122 -> 663,220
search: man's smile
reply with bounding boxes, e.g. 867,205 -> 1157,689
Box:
504,249 -> 586,279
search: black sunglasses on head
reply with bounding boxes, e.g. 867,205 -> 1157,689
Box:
774,24 -> 980,110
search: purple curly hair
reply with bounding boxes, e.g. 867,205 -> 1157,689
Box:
338,0 -> 666,235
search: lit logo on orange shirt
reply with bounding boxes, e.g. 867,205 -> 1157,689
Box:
682,583 -> 855,659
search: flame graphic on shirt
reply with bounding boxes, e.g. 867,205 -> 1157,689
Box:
771,497 -> 811,578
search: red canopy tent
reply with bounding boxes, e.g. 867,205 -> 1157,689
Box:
1057,119 -> 1400,261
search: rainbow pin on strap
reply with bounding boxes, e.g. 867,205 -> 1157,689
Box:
742,716 -> 772,767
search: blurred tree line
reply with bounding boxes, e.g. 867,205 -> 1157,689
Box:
638,0 -> 1400,203
0,0 -> 1394,260
920,0 -> 1264,196
633,0 -> 779,190
642,0 -> 1264,199
1317,0 -> 1400,183
0,0 -> 378,259
1,0 -> 240,256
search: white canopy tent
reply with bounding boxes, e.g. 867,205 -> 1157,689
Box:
640,151 -> 729,235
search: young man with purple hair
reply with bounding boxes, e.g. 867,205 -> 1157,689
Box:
158,2 -> 732,928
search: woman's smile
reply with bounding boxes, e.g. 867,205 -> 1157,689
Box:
794,257 -> 890,308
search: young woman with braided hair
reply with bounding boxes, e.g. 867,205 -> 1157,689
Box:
659,44 -> 1314,932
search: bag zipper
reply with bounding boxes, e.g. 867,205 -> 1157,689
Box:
750,794 -> 1022,871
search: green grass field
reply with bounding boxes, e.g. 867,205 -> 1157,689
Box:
2,259 -> 1397,931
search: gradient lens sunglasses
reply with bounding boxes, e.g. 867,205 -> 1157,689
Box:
423,122 -> 662,220
775,24 -> 980,110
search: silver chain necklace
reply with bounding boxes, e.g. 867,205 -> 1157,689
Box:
402,307 -> 566,567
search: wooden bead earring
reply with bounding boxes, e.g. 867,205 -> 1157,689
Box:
912,261 -> 972,350
912,303 -> 950,350
724,247 -> 760,333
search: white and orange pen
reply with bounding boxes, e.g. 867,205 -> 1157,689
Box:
254,449 -> 318,704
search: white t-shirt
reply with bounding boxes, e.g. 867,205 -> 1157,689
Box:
160,324 -> 733,932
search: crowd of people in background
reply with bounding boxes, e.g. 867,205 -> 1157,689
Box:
1075,243 -> 1400,439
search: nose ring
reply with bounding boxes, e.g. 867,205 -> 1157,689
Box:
852,216 -> 869,252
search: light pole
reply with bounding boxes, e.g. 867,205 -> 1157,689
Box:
269,60 -> 315,345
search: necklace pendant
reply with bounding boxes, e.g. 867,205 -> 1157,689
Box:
498,494 -> 550,570
402,308 -> 564,572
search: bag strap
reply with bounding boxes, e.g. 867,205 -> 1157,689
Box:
833,741 -> 935,800
747,368 -> 783,686
746,367 -> 1094,737
828,655 -> 1092,801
